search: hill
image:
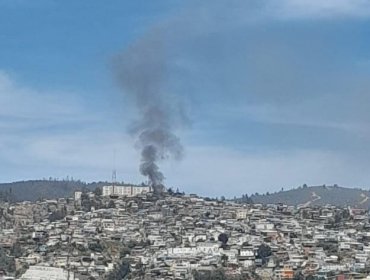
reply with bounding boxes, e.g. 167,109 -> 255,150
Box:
0,180 -> 109,202
249,185 -> 370,208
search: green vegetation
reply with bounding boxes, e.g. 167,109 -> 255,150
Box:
105,261 -> 130,280
250,185 -> 370,207
192,268 -> 227,280
0,179 -> 104,202
192,268 -> 252,280
234,194 -> 254,204
257,243 -> 272,265
0,247 -> 16,273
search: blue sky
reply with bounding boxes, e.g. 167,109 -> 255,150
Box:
1,0 -> 370,197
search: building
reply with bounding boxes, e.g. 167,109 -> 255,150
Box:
102,185 -> 151,197
236,209 -> 248,219
19,265 -> 74,280
275,265 -> 294,279
74,191 -> 82,201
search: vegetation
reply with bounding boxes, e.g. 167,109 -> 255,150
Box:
0,247 -> 16,273
0,188 -> 13,202
235,194 -> 254,204
49,207 -> 67,222
192,268 -> 252,280
257,243 -> 272,265
0,179 -> 112,202
105,261 -> 130,280
249,185 -> 370,207
192,268 -> 227,280
218,233 -> 229,245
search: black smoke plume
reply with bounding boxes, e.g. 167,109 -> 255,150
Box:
113,33 -> 185,193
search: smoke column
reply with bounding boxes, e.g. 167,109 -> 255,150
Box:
113,33 -> 185,193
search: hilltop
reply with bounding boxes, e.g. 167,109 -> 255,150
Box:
3,180 -> 370,208
0,180 -> 109,202
249,185 -> 370,208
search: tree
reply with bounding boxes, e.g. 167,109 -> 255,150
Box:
108,200 -> 116,209
218,233 -> 229,245
257,244 -> 272,264
94,187 -> 102,196
89,242 -> 104,253
343,208 -> 350,219
0,248 -> 16,273
333,211 -> 343,225
293,271 -> 304,280
221,254 -> 228,267
242,194 -> 254,204
120,247 -> 131,258
81,192 -> 92,212
193,268 -> 226,280
105,261 -> 130,280
302,210 -> 311,220
49,208 -> 66,222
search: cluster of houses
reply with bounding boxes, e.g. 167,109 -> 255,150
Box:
1,186 -> 370,279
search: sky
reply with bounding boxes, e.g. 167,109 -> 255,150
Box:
1,0 -> 370,197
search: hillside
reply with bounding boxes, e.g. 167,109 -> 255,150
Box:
250,185 -> 370,208
0,180 -> 109,202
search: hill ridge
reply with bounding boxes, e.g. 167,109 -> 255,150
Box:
0,179 -> 108,202
249,185 -> 370,208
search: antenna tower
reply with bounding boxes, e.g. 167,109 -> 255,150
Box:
112,148 -> 117,195
112,170 -> 117,195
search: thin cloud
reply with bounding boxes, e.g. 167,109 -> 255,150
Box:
270,0 -> 370,19
162,145 -> 368,197
0,132 -> 140,184
0,70 -> 97,132
0,70 -> 141,183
